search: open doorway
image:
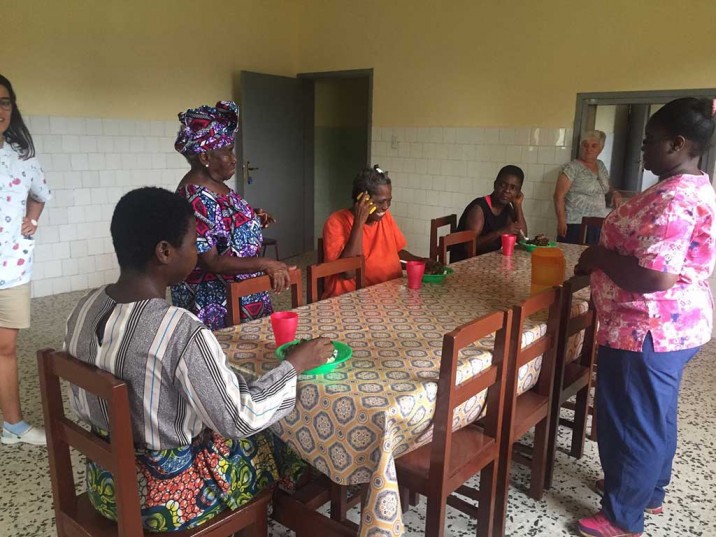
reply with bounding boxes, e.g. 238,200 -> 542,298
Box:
300,70 -> 372,246
236,69 -> 372,260
573,89 -> 716,194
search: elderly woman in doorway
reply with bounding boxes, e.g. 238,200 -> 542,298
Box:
553,130 -> 622,244
171,101 -> 289,330
0,74 -> 51,446
575,98 -> 716,537
321,165 -> 436,299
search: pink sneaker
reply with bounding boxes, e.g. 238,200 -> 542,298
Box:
595,479 -> 664,515
577,512 -> 642,537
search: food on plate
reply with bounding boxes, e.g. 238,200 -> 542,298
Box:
425,261 -> 447,275
286,338 -> 338,363
526,234 -> 550,246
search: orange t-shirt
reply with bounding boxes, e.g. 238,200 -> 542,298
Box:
322,209 -> 407,298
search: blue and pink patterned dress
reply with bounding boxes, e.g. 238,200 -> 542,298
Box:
171,184 -> 272,329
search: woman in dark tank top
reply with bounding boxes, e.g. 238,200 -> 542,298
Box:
451,165 -> 527,261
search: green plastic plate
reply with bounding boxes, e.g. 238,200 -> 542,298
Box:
275,340 -> 352,375
518,240 -> 558,252
422,266 -> 455,284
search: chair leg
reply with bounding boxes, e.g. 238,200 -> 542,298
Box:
330,482 -> 349,522
544,398 -> 561,490
571,386 -> 590,459
529,420 -> 549,501
493,438 -> 514,537
425,493 -> 447,537
476,461 -> 497,537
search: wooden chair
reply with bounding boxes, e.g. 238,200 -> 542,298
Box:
544,275 -> 597,488
438,230 -> 477,265
493,287 -> 562,536
227,267 -> 303,326
306,255 -> 366,304
429,214 -> 457,261
395,309 -> 513,537
578,217 -> 605,245
261,237 -> 279,259
37,348 -> 272,537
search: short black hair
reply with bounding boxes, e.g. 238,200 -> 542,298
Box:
0,74 -> 35,160
650,98 -> 715,156
496,165 -> 525,186
351,165 -> 392,200
110,187 -> 194,271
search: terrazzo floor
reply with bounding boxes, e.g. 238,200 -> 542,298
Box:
2,254 -> 715,536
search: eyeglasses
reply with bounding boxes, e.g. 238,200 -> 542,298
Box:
0,98 -> 12,111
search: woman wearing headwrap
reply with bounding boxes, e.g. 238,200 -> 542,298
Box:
171,101 -> 290,329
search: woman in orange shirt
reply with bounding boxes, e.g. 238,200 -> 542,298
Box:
322,166 -> 435,298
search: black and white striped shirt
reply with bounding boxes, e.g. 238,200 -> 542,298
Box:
65,287 -> 298,450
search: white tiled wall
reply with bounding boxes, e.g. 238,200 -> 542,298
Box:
25,115 -> 187,298
371,126 -> 573,257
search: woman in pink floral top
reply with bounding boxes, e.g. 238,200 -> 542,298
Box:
575,98 -> 716,537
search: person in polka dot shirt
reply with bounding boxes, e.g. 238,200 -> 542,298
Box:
0,75 -> 51,446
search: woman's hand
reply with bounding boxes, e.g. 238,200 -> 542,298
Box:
557,219 -> 568,238
21,217 -> 38,237
255,208 -> 276,228
260,259 -> 293,292
353,192 -> 375,226
285,337 -> 335,373
513,191 -> 524,207
611,191 -> 624,208
500,221 -> 523,236
575,246 -> 602,275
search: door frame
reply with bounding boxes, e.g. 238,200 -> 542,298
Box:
572,88 -> 716,179
297,68 -> 374,248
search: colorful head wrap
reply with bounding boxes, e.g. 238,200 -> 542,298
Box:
174,100 -> 239,156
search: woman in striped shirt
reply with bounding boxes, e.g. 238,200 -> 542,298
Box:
65,187 -> 333,532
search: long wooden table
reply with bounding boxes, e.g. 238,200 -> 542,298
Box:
216,244 -> 587,536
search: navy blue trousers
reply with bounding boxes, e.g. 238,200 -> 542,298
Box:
596,333 -> 699,533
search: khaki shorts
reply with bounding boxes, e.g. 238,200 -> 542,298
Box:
0,283 -> 31,330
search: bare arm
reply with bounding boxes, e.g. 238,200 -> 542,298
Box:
335,194 -> 374,278
553,174 -> 571,236
198,247 -> 292,293
21,198 -> 46,236
576,246 -> 678,293
466,205 -> 520,254
512,193 -> 528,238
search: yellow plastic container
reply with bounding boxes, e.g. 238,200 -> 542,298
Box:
531,247 -> 566,294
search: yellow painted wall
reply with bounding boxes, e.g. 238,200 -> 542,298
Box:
296,0 -> 716,127
4,0 -> 299,119
5,0 -> 716,126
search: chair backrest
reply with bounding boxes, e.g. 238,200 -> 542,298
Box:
316,237 -> 325,299
557,275 -> 597,373
37,348 -> 143,537
428,309 -> 513,490
227,267 -> 303,326
506,288 -> 562,405
438,230 -> 477,265
429,214 -> 457,261
316,237 -> 324,264
578,217 -> 605,245
508,287 -> 562,396
306,255 -> 366,304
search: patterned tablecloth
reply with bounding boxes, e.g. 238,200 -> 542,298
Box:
217,244 -> 587,536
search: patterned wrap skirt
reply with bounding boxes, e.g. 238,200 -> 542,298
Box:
86,429 -> 306,532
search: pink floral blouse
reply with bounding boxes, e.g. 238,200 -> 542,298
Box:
591,173 -> 716,352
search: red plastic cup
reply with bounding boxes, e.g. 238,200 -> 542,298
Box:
501,233 -> 517,256
270,312 -> 298,346
406,261 -> 426,289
